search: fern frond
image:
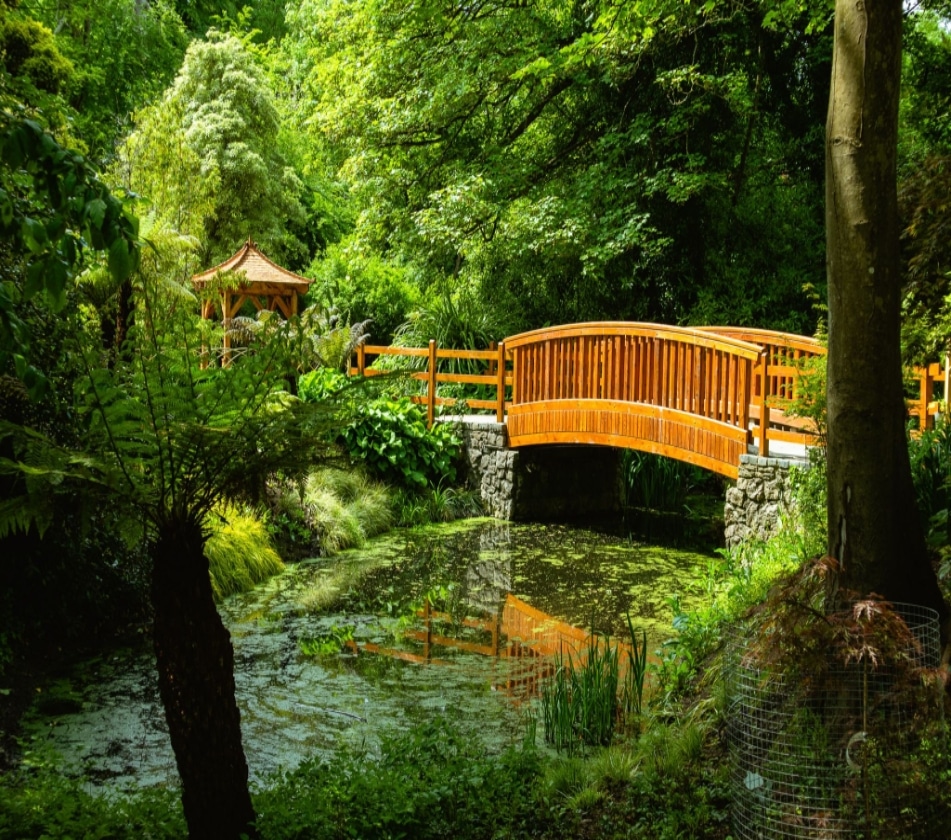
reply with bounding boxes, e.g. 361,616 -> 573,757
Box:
0,494 -> 53,539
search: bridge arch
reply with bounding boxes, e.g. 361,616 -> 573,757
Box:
504,322 -> 764,479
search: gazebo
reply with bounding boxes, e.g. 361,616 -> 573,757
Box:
191,238 -> 312,359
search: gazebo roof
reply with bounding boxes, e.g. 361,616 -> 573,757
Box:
191,238 -> 311,295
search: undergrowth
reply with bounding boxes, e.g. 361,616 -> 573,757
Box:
266,468 -> 393,560
205,506 -> 284,601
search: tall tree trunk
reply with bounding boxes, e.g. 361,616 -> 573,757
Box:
825,0 -> 945,618
151,515 -> 259,839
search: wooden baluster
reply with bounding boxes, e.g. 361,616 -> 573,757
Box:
221,291 -> 232,367
739,357 -> 752,447
427,339 -> 437,429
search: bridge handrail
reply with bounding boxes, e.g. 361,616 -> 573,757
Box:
695,326 -> 824,357
506,322 -> 762,360
699,327 -> 943,441
351,340 -> 510,425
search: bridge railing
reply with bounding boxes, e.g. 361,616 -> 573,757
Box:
701,328 -> 945,452
698,327 -> 826,456
349,325 -> 945,467
502,323 -> 762,476
351,340 -> 510,426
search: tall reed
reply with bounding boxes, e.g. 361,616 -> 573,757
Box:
621,615 -> 649,718
542,633 -> 621,755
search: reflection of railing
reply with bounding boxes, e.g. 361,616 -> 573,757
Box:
344,593 -> 635,699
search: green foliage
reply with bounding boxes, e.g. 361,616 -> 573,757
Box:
621,451 -> 702,512
283,0 -> 829,331
394,284 -> 509,359
0,112 -> 140,394
785,352 -> 828,440
0,766 -> 186,839
0,13 -> 72,97
266,468 -> 393,560
299,623 -> 354,656
340,398 -> 461,490
116,31 -> 308,267
253,718 -> 541,840
542,633 -> 621,755
392,484 -> 482,526
621,616 -> 649,719
788,447 -> 828,559
23,0 -> 189,163
654,512 -> 813,705
307,242 -> 419,342
0,226 -> 342,555
908,417 -> 951,586
298,367 -> 348,403
205,506 -> 284,601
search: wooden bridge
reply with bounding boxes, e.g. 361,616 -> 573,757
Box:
352,323 -> 943,480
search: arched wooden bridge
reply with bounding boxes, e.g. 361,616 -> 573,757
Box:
353,322 -> 942,480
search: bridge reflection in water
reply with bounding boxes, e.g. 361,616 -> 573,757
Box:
345,592 -> 637,701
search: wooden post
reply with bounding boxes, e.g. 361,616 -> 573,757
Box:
356,343 -> 366,376
496,341 -> 505,423
758,350 -> 770,458
945,352 -> 950,418
918,365 -> 931,431
427,339 -> 437,428
222,292 -> 232,367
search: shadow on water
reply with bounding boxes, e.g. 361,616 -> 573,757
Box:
21,518 -> 718,791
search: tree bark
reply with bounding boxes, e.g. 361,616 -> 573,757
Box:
151,515 -> 259,839
825,0 -> 945,618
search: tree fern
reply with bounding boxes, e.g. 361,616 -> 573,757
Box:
1,228 -> 349,838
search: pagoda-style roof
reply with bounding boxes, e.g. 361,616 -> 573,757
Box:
191,238 -> 311,296
192,238 -> 312,328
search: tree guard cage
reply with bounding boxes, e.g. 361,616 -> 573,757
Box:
727,603 -> 943,839
191,238 -> 312,363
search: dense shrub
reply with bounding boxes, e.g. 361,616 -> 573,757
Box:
266,468 -> 393,560
307,243 -> 419,342
254,719 -> 540,840
300,369 -> 463,491
0,768 -> 185,839
340,398 -> 461,489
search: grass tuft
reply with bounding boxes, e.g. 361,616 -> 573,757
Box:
205,507 -> 284,601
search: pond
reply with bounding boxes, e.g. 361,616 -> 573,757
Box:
22,518 -> 716,791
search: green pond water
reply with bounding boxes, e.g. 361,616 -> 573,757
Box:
22,519 -> 716,790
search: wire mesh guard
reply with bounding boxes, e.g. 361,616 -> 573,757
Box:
727,603 -> 944,839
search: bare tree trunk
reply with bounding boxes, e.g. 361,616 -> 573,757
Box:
825,0 -> 944,618
151,516 -> 259,839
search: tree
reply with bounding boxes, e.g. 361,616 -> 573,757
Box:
0,112 -> 139,394
2,230 -> 342,838
116,31 -> 309,267
825,0 -> 945,617
22,0 -> 189,163
288,0 -> 831,333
